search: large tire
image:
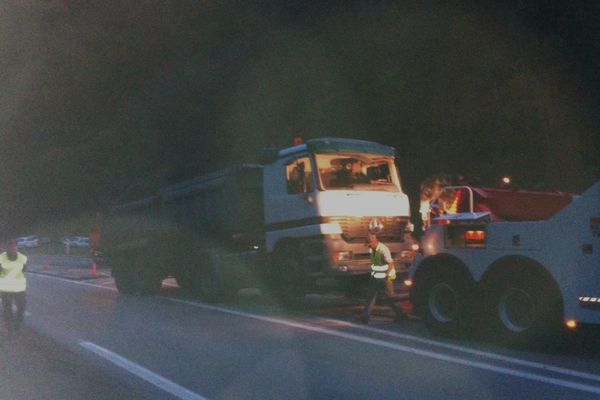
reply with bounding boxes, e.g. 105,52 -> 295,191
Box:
195,251 -> 238,302
113,258 -> 162,296
135,268 -> 163,295
268,246 -> 309,307
415,269 -> 472,337
489,275 -> 562,347
113,266 -> 136,294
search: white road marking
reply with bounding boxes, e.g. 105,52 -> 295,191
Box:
31,273 -> 118,291
32,274 -> 600,395
317,317 -> 600,384
80,341 -> 208,400
166,297 -> 600,396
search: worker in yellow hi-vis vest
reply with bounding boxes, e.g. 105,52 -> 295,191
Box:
0,240 -> 27,332
357,231 -> 407,324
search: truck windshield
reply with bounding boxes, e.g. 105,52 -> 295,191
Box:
315,153 -> 400,192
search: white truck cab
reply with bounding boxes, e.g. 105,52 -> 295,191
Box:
263,138 -> 414,290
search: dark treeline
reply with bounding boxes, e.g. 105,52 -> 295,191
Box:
0,1 -> 598,235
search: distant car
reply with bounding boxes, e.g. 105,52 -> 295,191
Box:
76,237 -> 91,248
16,235 -> 40,248
61,236 -> 90,248
62,236 -> 80,245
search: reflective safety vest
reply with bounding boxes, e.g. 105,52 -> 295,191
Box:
0,252 -> 27,292
370,242 -> 390,279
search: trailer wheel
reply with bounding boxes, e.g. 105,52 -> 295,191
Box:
490,275 -> 562,346
114,266 -> 135,294
114,264 -> 162,296
196,251 -> 237,302
135,268 -> 163,295
417,270 -> 472,337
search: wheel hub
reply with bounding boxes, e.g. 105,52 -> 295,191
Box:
498,287 -> 536,333
428,283 -> 459,323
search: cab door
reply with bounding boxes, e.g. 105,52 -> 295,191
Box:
264,155 -> 319,248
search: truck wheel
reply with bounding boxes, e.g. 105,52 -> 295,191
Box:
269,246 -> 308,306
490,276 -> 561,346
196,252 -> 237,302
418,271 -> 471,337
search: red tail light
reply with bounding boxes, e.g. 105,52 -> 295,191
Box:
465,230 -> 486,244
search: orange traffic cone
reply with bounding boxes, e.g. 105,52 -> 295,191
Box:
91,262 -> 98,276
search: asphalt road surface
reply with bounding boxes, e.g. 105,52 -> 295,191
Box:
5,271 -> 600,400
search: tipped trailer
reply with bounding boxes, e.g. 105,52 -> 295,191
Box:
105,138 -> 416,301
409,180 -> 600,344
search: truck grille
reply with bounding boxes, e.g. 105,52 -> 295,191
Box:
328,216 -> 407,243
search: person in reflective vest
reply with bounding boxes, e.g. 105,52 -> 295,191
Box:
0,240 -> 27,332
357,232 -> 406,324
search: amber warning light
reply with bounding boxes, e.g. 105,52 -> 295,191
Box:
565,319 -> 578,330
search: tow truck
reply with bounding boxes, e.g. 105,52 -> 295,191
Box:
408,180 -> 600,344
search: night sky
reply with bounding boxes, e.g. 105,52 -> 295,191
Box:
0,0 -> 598,236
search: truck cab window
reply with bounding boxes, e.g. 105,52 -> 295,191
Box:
286,157 -> 314,194
315,153 -> 400,192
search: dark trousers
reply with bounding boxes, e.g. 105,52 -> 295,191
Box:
1,291 -> 26,330
361,277 -> 404,320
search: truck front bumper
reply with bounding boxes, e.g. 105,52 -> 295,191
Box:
309,236 -> 417,278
